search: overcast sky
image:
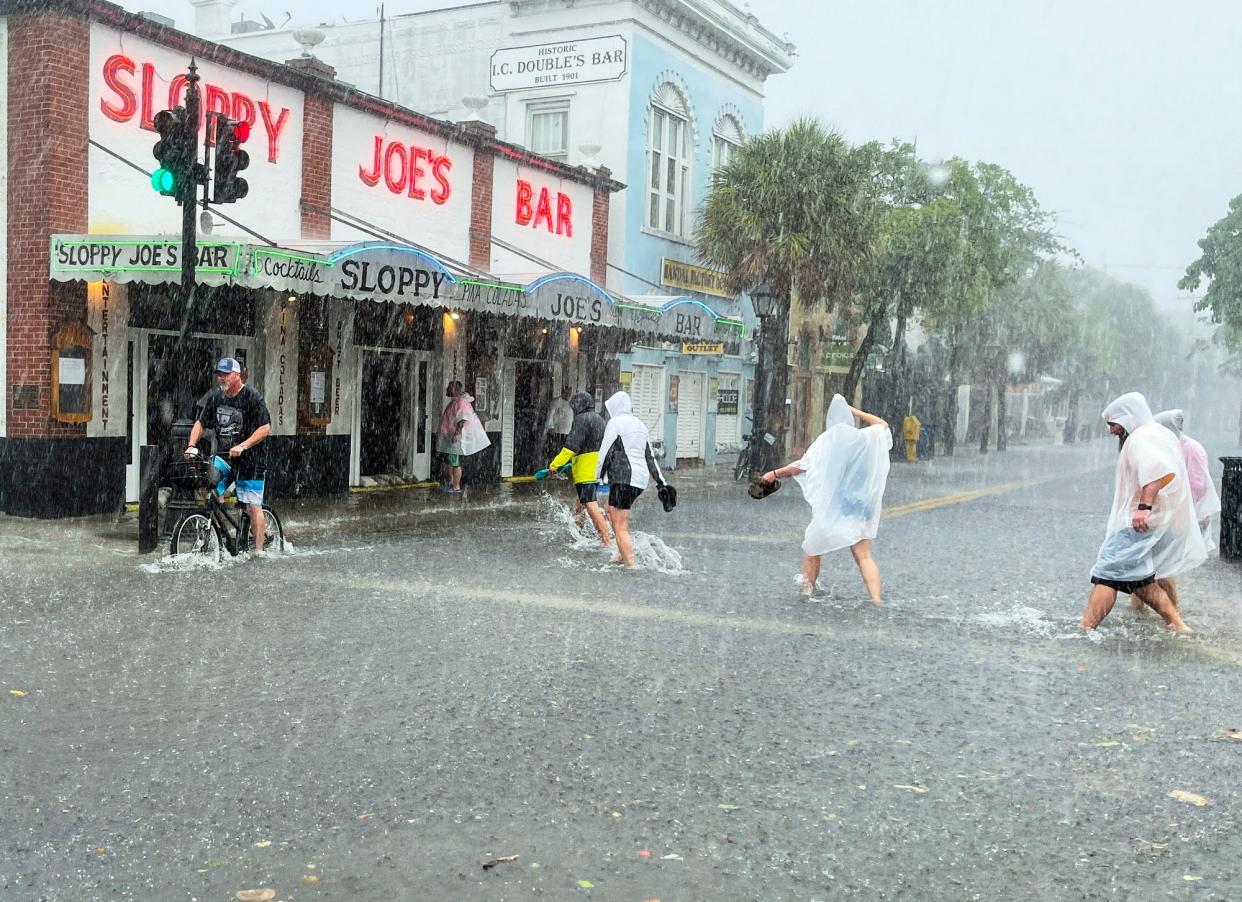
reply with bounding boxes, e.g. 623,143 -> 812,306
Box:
125,0 -> 1242,318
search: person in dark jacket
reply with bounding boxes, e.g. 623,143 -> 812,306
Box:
540,391 -> 611,547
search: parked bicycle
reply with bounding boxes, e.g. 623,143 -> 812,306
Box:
734,416 -> 777,482
166,454 -> 285,561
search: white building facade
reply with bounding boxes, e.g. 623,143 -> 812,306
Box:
200,0 -> 794,468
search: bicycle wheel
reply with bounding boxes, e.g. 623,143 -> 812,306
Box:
239,505 -> 285,553
170,512 -> 222,561
734,446 -> 750,481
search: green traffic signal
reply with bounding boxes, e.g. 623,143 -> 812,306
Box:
150,167 -> 176,194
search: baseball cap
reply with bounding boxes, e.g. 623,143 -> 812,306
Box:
216,357 -> 242,374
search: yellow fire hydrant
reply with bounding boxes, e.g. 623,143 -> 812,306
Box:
902,414 -> 922,463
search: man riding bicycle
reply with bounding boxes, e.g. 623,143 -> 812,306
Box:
184,357 -> 273,551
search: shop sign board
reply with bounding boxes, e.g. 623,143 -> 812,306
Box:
490,36 -> 627,92
682,341 -> 725,355
717,388 -> 739,416
660,258 -> 733,299
51,236 -> 243,283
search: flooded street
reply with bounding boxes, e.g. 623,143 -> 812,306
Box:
3,441 -> 1240,901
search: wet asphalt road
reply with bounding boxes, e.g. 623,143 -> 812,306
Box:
2,441 -> 1241,901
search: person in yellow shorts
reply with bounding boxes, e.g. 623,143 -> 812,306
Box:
902,413 -> 921,463
536,391 -> 611,547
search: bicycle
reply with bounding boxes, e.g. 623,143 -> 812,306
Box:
734,416 -> 777,481
166,456 -> 285,561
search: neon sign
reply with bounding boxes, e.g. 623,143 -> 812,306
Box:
99,53 -> 292,164
358,136 -> 452,204
516,179 -> 572,236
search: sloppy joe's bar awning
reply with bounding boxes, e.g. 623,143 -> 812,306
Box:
49,236 -> 746,340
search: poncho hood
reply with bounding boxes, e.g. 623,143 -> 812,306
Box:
1101,392 -> 1153,434
826,394 -> 853,429
1154,409 -> 1185,436
605,391 -> 633,418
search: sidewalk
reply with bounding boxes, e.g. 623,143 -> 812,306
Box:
0,460 -> 746,557
0,438 -> 1155,557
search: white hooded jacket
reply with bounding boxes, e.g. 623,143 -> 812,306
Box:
596,391 -> 665,490
792,394 -> 893,555
1091,392 -> 1207,582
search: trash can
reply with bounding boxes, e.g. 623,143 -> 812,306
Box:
918,425 -> 937,461
163,418 -> 201,536
1220,457 -> 1242,560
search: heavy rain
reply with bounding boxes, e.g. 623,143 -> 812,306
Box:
2,1 -> 1241,900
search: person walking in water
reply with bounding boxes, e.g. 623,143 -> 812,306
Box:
597,390 -> 667,567
1080,392 -> 1205,633
759,395 -> 892,601
539,391 -> 611,548
439,381 -> 490,493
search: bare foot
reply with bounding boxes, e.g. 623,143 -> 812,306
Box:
1168,622 -> 1194,635
867,597 -> 884,606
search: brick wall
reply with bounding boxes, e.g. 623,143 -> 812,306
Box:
462,121 -> 496,271
299,94 -> 333,240
7,10 -> 90,439
590,167 -> 612,286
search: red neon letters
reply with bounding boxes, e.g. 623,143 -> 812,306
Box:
100,53 -> 291,164
516,179 -> 573,237
359,135 -> 452,205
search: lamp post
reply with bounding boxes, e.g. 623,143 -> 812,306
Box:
748,281 -> 780,472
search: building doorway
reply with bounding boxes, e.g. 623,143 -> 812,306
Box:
356,349 -> 432,483
146,334 -> 221,454
512,359 -> 555,475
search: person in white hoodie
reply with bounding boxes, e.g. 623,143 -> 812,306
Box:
596,391 -> 667,567
1080,392 -> 1206,632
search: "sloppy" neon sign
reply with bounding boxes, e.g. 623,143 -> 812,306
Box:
99,53 -> 292,164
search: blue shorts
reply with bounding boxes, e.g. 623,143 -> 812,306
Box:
211,456 -> 265,505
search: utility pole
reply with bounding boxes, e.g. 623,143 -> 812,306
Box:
178,60 -> 202,344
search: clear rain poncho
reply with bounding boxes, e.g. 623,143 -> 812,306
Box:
1155,408 -> 1221,551
1091,393 -> 1207,583
792,394 -> 893,556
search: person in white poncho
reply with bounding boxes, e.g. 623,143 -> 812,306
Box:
759,395 -> 892,600
1080,392 -> 1205,633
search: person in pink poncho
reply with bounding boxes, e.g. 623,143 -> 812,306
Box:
439,380 -> 490,493
1152,409 -> 1221,609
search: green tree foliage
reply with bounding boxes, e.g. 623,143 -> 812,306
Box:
1179,193 -> 1242,375
697,118 -> 880,444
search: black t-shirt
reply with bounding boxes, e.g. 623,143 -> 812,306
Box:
197,384 -> 271,474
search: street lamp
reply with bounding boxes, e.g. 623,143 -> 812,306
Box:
746,281 -> 781,475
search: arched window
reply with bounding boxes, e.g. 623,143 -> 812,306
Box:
712,112 -> 746,171
647,82 -> 692,238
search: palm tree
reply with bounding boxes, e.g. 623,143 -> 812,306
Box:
697,118 -> 879,454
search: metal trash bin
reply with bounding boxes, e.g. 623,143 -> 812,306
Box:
1221,457 -> 1242,560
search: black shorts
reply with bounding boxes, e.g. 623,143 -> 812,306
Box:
575,482 -> 599,505
1090,575 -> 1156,595
608,484 -> 643,511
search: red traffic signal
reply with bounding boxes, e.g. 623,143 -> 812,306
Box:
212,116 -> 250,204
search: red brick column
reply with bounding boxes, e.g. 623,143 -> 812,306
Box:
7,10 -> 91,438
286,58 -> 335,240
462,121 -> 497,271
590,167 -> 612,286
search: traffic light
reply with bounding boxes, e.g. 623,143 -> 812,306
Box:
212,117 -> 250,204
151,107 -> 193,200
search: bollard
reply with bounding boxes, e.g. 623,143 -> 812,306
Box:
1220,457 -> 1242,560
138,444 -> 161,554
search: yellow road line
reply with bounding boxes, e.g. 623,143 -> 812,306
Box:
325,576 -> 836,638
664,470 -> 1085,544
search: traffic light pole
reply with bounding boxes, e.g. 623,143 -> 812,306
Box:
178,60 -> 200,330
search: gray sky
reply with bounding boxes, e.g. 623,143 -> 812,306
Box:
126,0 -> 1242,318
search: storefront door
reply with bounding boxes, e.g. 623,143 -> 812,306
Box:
675,371 -> 706,459
353,349 -> 433,484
